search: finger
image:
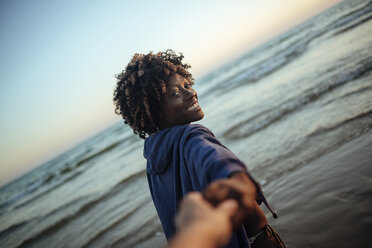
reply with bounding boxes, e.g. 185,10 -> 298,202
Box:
204,183 -> 243,207
185,191 -> 203,201
178,192 -> 203,212
231,197 -> 260,228
217,199 -> 239,217
204,181 -> 236,198
176,192 -> 205,230
203,180 -> 224,198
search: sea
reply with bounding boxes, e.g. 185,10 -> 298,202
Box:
1,0 -> 371,247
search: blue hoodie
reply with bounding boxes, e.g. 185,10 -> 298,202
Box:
144,124 -> 263,247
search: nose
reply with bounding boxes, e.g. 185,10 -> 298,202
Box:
185,88 -> 196,100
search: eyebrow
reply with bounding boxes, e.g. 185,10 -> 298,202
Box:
166,77 -> 192,93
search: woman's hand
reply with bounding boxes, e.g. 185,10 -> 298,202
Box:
203,172 -> 268,235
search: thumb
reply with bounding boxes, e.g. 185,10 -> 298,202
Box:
217,199 -> 239,217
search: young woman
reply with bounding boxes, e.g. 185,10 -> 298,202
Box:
113,50 -> 285,247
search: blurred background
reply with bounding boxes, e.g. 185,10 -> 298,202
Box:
0,0 -> 340,186
1,0 -> 372,247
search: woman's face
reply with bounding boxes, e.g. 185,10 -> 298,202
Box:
159,73 -> 204,129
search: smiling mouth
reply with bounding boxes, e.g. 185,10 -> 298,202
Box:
186,101 -> 200,111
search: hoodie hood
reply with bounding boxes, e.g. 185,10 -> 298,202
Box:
144,125 -> 188,175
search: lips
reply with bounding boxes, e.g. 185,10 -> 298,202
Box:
186,101 -> 200,111
186,97 -> 200,111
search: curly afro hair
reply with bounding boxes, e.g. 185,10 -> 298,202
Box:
113,49 -> 194,139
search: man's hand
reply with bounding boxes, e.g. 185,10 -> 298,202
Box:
170,192 -> 239,248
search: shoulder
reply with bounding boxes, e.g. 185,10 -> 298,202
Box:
145,124 -> 214,150
180,124 -> 223,149
183,124 -> 215,137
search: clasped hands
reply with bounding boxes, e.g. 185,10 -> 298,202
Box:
171,172 -> 268,248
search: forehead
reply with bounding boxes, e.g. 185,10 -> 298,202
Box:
168,73 -> 187,87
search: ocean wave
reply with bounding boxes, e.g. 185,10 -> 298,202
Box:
333,11 -> 372,36
80,207 -> 140,248
13,170 -> 146,248
330,0 -> 372,34
202,2 -> 371,99
210,31 -> 326,95
11,170 -> 84,212
75,140 -> 122,168
81,198 -> 152,248
0,194 -> 90,246
221,58 -> 372,140
0,139 -> 127,213
0,178 -> 45,211
111,215 -> 160,248
307,109 -> 372,138
254,110 -> 372,186
212,41 -> 308,94
0,220 -> 27,241
322,85 -> 372,106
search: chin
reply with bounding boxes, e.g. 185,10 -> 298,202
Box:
194,110 -> 204,121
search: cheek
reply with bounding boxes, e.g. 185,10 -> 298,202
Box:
163,99 -> 184,119
169,98 -> 183,111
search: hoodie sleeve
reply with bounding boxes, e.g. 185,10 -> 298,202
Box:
183,125 -> 248,188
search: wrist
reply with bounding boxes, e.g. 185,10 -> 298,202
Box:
230,172 -> 258,199
171,223 -> 226,248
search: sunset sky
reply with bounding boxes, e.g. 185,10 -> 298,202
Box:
0,0 -> 341,186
